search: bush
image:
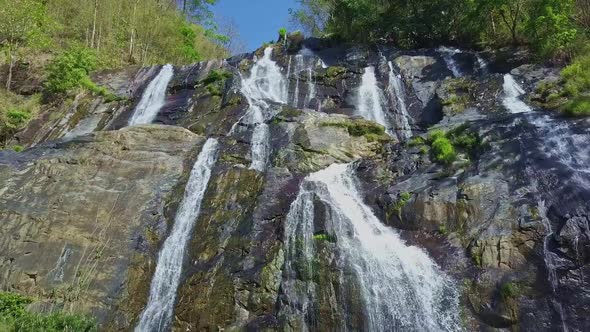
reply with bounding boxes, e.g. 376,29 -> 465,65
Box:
5,109 -> 31,129
500,282 -> 520,300
44,47 -> 97,94
447,124 -> 481,156
12,145 -> 24,152
201,69 -> 232,86
391,192 -> 412,220
0,92 -> 40,148
561,54 -> 590,97
430,131 -> 456,165
0,292 -> 96,332
0,292 -> 31,318
279,27 -> 288,40
562,96 -> 590,117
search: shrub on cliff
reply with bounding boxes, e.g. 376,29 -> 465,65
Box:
430,130 -> 457,165
44,47 -> 97,94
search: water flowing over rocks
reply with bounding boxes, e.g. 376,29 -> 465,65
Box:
1,39 -> 590,331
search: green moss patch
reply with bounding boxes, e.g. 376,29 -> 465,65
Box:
313,232 -> 336,243
200,69 -> 232,97
425,125 -> 483,166
321,119 -> 388,142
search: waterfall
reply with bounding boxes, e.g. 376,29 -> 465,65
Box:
292,55 -> 303,108
238,47 -> 287,171
438,47 -> 462,77
387,61 -> 412,140
290,49 -> 318,109
476,54 -> 488,75
304,67 -> 316,108
356,67 -> 391,135
282,163 -> 462,331
128,64 -> 174,126
537,200 -> 569,331
502,74 -> 532,114
136,138 -> 219,331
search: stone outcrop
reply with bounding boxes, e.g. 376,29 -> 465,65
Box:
1,38 -> 590,332
0,125 -> 204,328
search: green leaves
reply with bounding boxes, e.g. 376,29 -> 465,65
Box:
44,47 -> 97,94
0,291 -> 96,331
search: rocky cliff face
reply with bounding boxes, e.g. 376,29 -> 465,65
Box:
1,38 -> 589,331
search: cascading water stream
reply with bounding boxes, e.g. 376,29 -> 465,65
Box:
304,66 -> 317,108
292,55 -> 303,108
238,47 -> 287,171
387,61 -> 412,140
128,64 -> 174,126
289,50 -> 318,109
357,67 -> 392,135
283,163 -> 462,331
438,47 -> 463,77
536,199 -> 569,332
502,74 -> 532,114
136,138 -> 219,332
476,54 -> 489,75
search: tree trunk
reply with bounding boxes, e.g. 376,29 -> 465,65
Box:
91,0 -> 98,48
97,25 -> 102,52
6,46 -> 13,91
128,0 -> 138,63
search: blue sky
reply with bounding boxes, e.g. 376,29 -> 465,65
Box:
213,0 -> 298,52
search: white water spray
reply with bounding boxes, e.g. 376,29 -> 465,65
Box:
502,74 -> 532,114
283,163 -> 462,331
128,64 -> 174,126
136,138 -> 219,331
387,61 -> 412,140
438,47 -> 462,77
356,67 -> 391,135
238,47 -> 287,171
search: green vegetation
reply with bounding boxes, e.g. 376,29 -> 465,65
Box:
424,125 -> 483,166
0,0 -> 234,146
557,53 -> 590,117
313,233 -> 336,242
0,91 -> 41,148
291,0 -> 586,60
202,69 -> 233,86
201,69 -> 233,97
408,136 -> 426,147
562,96 -> 590,117
44,47 -> 97,94
326,66 -> 346,77
0,0 -> 227,72
500,282 -> 521,300
430,131 -> 457,165
279,28 -> 288,41
0,292 -> 96,331
391,192 -> 412,220
562,53 -> 590,96
321,120 -> 389,142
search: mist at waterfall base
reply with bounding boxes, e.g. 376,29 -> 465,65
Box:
136,138 -> 219,331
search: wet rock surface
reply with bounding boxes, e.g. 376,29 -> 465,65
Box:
1,40 -> 590,331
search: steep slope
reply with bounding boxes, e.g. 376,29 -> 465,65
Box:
0,38 -> 588,331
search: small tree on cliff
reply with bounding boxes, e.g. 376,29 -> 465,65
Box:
0,0 -> 50,91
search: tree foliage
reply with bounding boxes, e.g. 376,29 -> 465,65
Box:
291,0 -> 586,58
